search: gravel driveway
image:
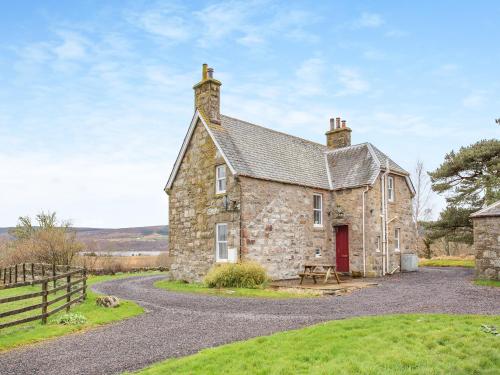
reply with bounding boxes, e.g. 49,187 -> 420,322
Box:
1,267 -> 499,375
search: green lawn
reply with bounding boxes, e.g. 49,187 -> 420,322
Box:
132,314 -> 500,375
475,279 -> 500,287
419,258 -> 475,268
0,271 -> 162,351
154,280 -> 319,299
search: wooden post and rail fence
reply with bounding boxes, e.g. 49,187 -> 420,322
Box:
0,263 -> 87,330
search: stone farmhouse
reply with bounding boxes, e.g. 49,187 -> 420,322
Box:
471,201 -> 500,280
165,65 -> 416,282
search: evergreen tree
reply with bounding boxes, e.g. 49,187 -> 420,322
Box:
427,139 -> 500,243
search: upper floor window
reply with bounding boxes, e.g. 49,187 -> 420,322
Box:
387,176 -> 395,202
394,228 -> 400,251
376,236 -> 381,252
215,165 -> 226,194
313,194 -> 323,227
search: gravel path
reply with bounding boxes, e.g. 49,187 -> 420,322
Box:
1,267 -> 499,375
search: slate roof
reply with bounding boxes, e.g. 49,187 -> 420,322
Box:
211,115 -> 330,189
208,115 -> 410,191
471,201 -> 500,218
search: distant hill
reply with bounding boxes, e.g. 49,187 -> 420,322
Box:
0,225 -> 169,253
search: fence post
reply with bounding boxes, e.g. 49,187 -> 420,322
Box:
82,268 -> 87,300
52,264 -> 56,289
41,264 -> 45,278
9,267 -> 12,284
15,264 -> 18,284
23,263 -> 26,282
66,274 -> 71,312
41,280 -> 48,324
3,268 -> 6,284
31,263 -> 35,281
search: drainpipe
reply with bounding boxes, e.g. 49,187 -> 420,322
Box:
381,160 -> 390,275
380,177 -> 386,275
362,185 -> 370,277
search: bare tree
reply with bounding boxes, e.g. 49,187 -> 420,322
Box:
2,211 -> 83,266
412,160 -> 433,251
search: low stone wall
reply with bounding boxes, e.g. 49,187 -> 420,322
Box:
473,216 -> 500,280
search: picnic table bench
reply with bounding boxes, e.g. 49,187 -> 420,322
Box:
299,264 -> 341,285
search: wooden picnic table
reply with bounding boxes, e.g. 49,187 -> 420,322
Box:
299,263 -> 341,285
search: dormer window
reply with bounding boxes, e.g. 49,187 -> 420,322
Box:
387,176 -> 395,202
215,165 -> 226,194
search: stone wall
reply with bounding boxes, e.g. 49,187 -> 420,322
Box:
332,173 -> 416,277
473,217 -> 500,280
240,177 -> 332,280
167,119 -> 240,281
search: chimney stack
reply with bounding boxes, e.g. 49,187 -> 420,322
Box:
193,64 -> 221,125
326,116 -> 352,149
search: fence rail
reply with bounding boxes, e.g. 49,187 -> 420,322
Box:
0,263 -> 87,330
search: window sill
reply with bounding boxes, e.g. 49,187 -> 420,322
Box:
216,259 -> 228,263
215,191 -> 227,196
313,224 -> 324,229
394,249 -> 400,253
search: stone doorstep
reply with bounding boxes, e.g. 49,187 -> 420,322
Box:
269,279 -> 378,296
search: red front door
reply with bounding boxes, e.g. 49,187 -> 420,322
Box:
335,225 -> 349,272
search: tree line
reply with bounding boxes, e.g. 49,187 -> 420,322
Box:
415,138 -> 499,258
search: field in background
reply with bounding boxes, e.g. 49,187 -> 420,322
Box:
0,225 -> 169,254
75,253 -> 171,273
419,256 -> 475,268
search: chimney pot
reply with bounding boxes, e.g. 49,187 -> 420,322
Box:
341,120 -> 346,128
329,118 -> 335,131
202,63 -> 208,80
207,67 -> 214,79
336,117 -> 341,129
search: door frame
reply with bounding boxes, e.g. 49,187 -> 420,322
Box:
335,225 -> 349,273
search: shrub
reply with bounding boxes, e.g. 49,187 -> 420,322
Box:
53,312 -> 87,325
204,262 -> 268,289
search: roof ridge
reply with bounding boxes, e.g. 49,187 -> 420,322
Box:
221,114 -> 327,148
324,142 -> 370,154
471,200 -> 500,217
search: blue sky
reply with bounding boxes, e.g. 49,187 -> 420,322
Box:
1,0 -> 499,227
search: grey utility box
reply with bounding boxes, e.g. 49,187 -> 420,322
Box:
401,254 -> 419,272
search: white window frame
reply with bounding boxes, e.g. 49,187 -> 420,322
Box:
215,165 -> 226,194
216,223 -> 228,262
313,194 -> 323,227
387,176 -> 395,202
376,235 -> 381,253
394,228 -> 400,252
315,248 -> 322,258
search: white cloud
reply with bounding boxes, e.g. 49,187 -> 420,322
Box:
295,57 -> 326,96
0,154 -> 169,227
335,67 -> 370,96
462,92 -> 487,109
363,49 -> 386,60
385,29 -> 408,38
354,12 -> 384,29
53,31 -> 87,60
126,4 -> 191,42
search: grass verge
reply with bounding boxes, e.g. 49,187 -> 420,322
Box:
131,314 -> 500,375
0,271 -> 162,351
154,280 -> 318,299
419,258 -> 475,268
474,279 -> 500,287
